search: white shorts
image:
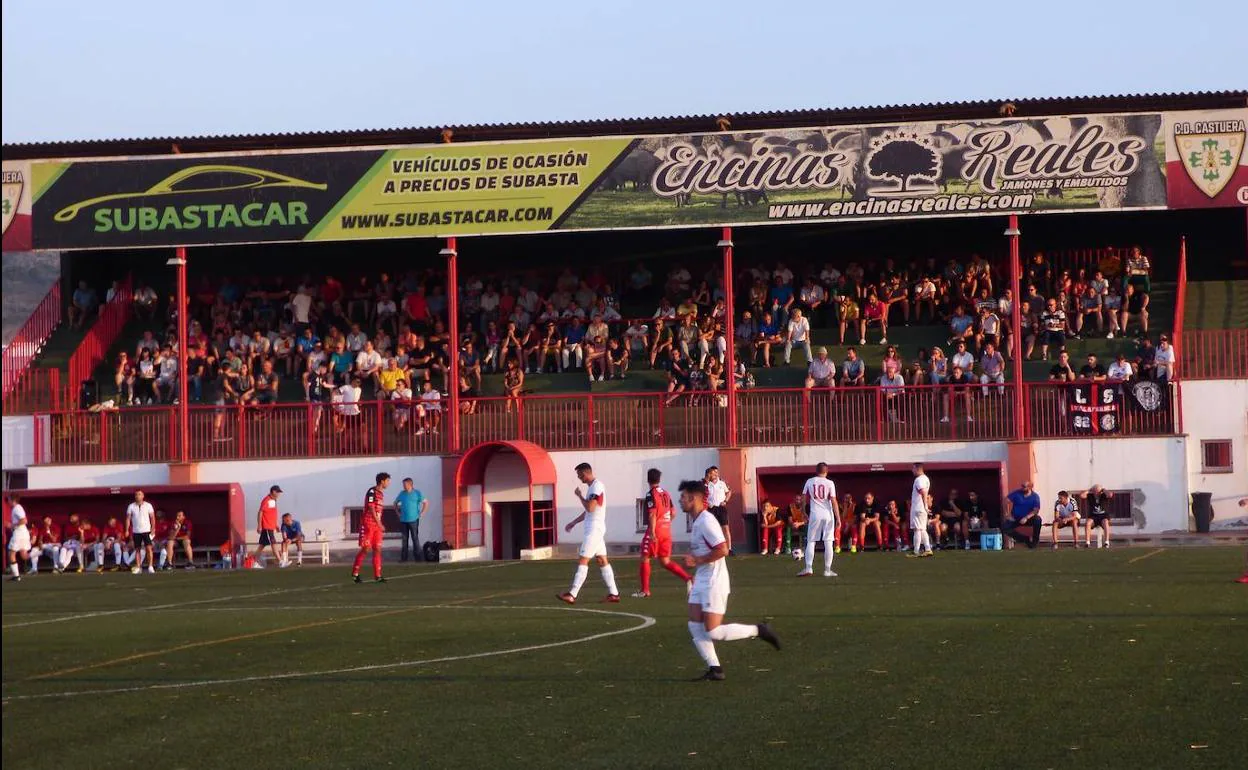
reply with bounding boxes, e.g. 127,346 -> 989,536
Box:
910,513 -> 929,531
808,516 -> 834,542
8,526 -> 30,552
578,527 -> 607,559
689,573 -> 730,615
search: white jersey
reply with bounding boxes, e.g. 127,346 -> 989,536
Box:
689,509 -> 729,590
582,479 -> 606,532
706,479 -> 729,508
802,476 -> 837,520
910,474 -> 931,521
10,503 -> 28,531
1055,499 -> 1079,519
127,501 -> 155,534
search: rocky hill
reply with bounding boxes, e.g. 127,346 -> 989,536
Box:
2,251 -> 60,344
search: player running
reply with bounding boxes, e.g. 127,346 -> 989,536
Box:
557,463 -> 620,604
353,472 -> 391,583
797,463 -> 840,577
907,463 -> 934,557
632,468 -> 692,598
7,494 -> 30,582
682,479 -> 780,681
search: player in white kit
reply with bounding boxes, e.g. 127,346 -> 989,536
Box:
557,463 -> 621,604
681,479 -> 780,680
798,463 -> 841,577
7,494 -> 31,582
907,463 -> 934,557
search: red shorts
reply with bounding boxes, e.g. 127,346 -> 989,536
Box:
641,532 -> 673,559
358,527 -> 383,550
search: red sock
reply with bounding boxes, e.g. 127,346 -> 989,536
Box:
351,549 -> 366,575
372,551 -> 382,579
664,561 -> 691,581
640,559 -> 651,594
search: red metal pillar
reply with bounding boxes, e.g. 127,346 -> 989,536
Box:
444,238 -> 461,452
1173,237 -> 1188,435
174,247 -> 189,464
720,227 -> 738,447
1007,215 -> 1024,442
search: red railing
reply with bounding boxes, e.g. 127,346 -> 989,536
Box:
1023,381 -> 1178,439
2,281 -> 62,398
29,381 -> 1185,465
1180,329 -> 1248,380
2,367 -> 61,415
65,276 -> 133,406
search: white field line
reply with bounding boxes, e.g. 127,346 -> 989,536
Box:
1,605 -> 656,702
0,562 -> 519,630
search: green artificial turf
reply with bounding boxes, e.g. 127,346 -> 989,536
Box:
3,549 -> 1246,769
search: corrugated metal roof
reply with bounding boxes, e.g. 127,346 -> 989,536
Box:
4,91 -> 1245,159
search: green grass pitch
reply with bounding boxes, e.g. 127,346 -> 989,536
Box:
3,548 -> 1246,769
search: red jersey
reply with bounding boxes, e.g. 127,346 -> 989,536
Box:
102,523 -> 125,541
154,520 -> 171,540
645,485 -> 675,539
78,522 -> 100,544
169,517 -> 192,539
363,486 -> 385,531
37,522 -> 61,544
259,494 -> 279,530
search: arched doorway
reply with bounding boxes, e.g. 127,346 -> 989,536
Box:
448,440 -> 557,559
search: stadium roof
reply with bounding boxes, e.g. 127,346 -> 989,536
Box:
4,90 -> 1245,160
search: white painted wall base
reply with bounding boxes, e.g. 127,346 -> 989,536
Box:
520,546 -> 553,561
438,546 -> 487,563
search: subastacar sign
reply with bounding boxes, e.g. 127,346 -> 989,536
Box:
25,108 -> 1246,250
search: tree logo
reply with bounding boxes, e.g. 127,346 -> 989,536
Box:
866,132 -> 941,194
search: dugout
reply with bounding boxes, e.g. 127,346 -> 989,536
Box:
445,440 -> 557,560
11,483 -> 245,551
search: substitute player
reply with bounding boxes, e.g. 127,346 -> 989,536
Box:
96,516 -> 126,572
7,494 -> 30,582
907,463 -> 934,557
251,485 -> 284,568
557,463 -> 620,604
352,472 -> 390,583
632,468 -> 692,598
798,463 -> 840,577
682,479 -> 780,681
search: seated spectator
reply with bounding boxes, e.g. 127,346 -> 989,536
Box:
928,347 -> 948,386
912,274 -> 937,323
861,291 -> 887,345
69,280 -> 99,329
378,357 -> 407,398
272,329 -> 295,376
1107,353 -> 1133,382
935,490 -> 969,550
235,364 -> 256,405
676,316 -> 700,361
1003,480 -> 1042,549
754,312 -> 783,368
458,372 -> 479,415
947,304 -> 974,346
759,499 -> 785,555
562,317 -> 588,371
769,275 -> 795,328
976,305 -> 1002,353
624,319 -> 649,361
250,360 -> 279,407
1079,353 -> 1106,381
804,346 -> 835,390
1124,245 -> 1152,307
1135,337 -> 1157,380
391,379 -> 415,431
585,336 -> 608,383
665,349 -> 691,406
1049,350 -> 1076,383
480,320 -> 502,373
839,347 -> 866,387
1102,284 -> 1123,338
653,297 -> 677,321
1154,335 -> 1175,383
280,513 -> 306,566
606,338 -> 629,380
134,282 -> 159,322
1080,485 -> 1114,549
784,308 -> 812,366
1074,285 -> 1103,338
1039,298 -> 1066,360
415,381 -> 441,435
115,352 -> 136,405
134,349 -> 158,405
906,347 -> 930,387
879,368 -> 905,423
946,364 -> 975,423
1050,490 -> 1081,550
798,277 -> 827,325
162,510 -> 195,569
460,340 -> 483,388
979,342 -> 1005,396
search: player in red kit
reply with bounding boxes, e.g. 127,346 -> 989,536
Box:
631,468 -> 692,598
353,472 -> 391,584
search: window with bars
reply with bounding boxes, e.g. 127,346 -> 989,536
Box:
1200,440 -> 1234,474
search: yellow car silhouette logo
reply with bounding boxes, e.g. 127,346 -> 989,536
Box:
54,165 -> 328,222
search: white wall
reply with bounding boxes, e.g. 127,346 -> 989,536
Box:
28,456 -> 444,550
2,416 -> 34,470
1181,380 -> 1248,529
547,448 -> 720,544
1031,436 -> 1189,533
741,442 -> 1010,513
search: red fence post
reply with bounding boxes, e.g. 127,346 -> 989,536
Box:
720,226 -> 738,448
586,394 -> 596,450
1007,214 -> 1025,442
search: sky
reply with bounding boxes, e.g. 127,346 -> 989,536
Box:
2,0 -> 1245,144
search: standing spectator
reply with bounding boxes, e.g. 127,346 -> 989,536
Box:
1050,490 -> 1081,549
289,285 -> 313,333
394,477 -> 428,563
784,308 -> 812,366
1003,480 -> 1042,549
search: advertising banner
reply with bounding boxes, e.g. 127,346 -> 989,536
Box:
2,160 -> 33,251
20,108 -> 1236,250
1164,108 -> 1248,208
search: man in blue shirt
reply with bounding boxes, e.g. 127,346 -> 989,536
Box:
280,513 -> 306,566
394,477 -> 428,562
1003,480 -> 1042,549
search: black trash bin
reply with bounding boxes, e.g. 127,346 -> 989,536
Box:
742,512 -> 760,554
1191,492 -> 1214,533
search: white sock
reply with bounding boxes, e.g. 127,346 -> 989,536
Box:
9,562 -> 18,577
912,529 -> 922,554
823,542 -> 834,572
804,542 -> 816,572
158,550 -> 168,568
569,564 -> 589,597
708,623 -> 759,642
688,621 -> 720,667
600,564 -> 618,596
921,530 -> 932,552
113,543 -> 122,564
94,544 -> 104,565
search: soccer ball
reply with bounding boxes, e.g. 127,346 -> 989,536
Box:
792,548 -> 804,561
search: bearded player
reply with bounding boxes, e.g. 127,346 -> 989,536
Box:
352,472 -> 390,584
557,463 -> 620,604
682,479 -> 780,681
632,468 -> 692,598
